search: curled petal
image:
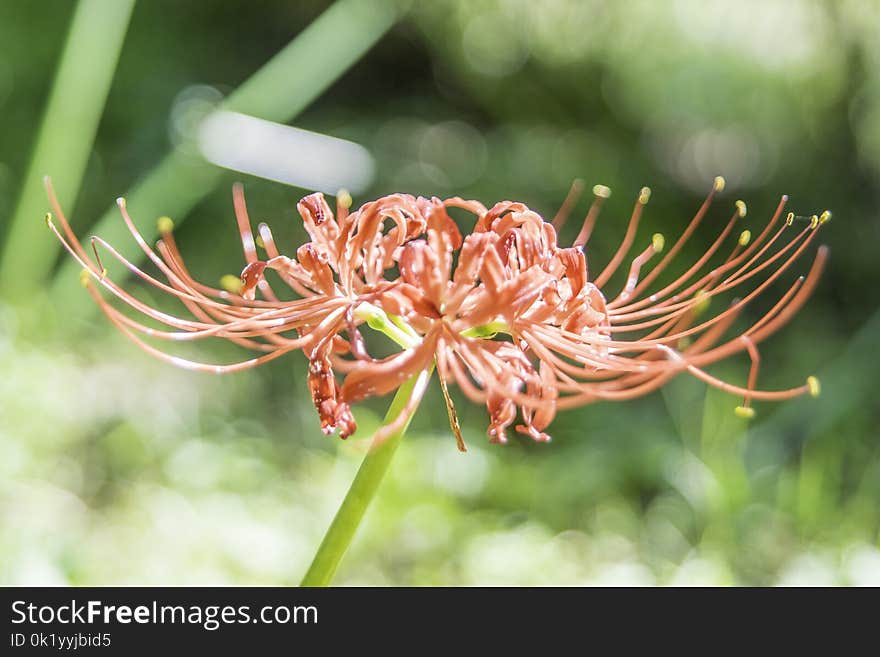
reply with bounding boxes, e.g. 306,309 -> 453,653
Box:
340,328 -> 439,403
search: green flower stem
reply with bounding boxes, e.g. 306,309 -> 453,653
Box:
301,306 -> 503,584
300,369 -> 429,586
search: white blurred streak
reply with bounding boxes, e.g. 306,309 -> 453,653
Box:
198,111 -> 375,194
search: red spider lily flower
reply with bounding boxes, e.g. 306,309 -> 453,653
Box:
46,175 -> 828,451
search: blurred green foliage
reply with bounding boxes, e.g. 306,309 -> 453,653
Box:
0,0 -> 878,585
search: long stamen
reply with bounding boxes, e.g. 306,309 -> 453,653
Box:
611,194 -> 789,315
608,203 -> 744,311
611,233 -> 664,304
732,335 -> 761,418
85,280 -> 341,373
551,178 -> 584,232
233,183 -> 278,302
44,177 -> 94,267
610,221 -> 818,326
573,184 -> 611,248
593,187 -> 651,288
619,176 -> 724,300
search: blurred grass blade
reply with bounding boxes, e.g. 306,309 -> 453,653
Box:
51,0 -> 399,314
0,0 -> 135,300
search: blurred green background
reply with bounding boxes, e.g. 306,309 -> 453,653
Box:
1,0 -> 878,585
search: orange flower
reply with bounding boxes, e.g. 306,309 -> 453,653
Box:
47,176 -> 828,450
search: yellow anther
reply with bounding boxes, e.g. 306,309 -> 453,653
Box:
79,268 -> 105,286
592,184 -> 611,199
810,214 -> 819,229
735,405 -> 756,419
735,200 -> 747,218
786,212 -> 795,226
337,188 -> 353,210
652,233 -> 665,253
639,186 -> 651,204
220,274 -> 243,295
819,210 -> 832,225
156,216 -> 174,234
738,229 -> 752,247
255,235 -> 265,249
713,176 -> 725,192
45,212 -> 53,227
807,376 -> 821,398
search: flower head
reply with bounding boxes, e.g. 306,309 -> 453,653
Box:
47,175 -> 828,449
